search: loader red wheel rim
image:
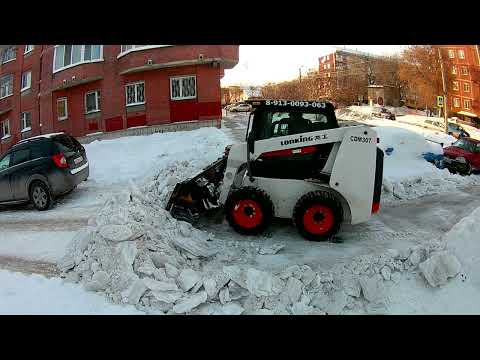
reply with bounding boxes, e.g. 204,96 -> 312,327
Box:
303,205 -> 335,235
232,199 -> 263,229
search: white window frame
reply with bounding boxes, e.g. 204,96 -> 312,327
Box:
452,66 -> 457,75
57,98 -> 68,121
24,45 -> 34,54
463,82 -> 471,93
85,90 -> 101,114
461,66 -> 469,75
21,71 -> 32,92
117,45 -> 173,59
458,49 -> 465,59
170,75 -> 197,101
0,74 -> 14,99
53,45 -> 104,74
20,112 -> 32,132
448,49 -> 455,58
1,119 -> 10,140
452,81 -> 459,91
125,81 -> 146,106
453,97 -> 461,108
464,99 -> 471,110
1,46 -> 16,64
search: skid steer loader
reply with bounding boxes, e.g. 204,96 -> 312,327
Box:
166,99 -> 384,241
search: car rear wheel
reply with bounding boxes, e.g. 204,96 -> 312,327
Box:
293,191 -> 343,241
30,181 -> 52,211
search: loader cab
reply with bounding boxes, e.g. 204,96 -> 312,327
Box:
245,100 -> 339,180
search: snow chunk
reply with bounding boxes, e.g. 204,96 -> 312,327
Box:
419,251 -> 461,287
245,268 -> 284,297
173,291 -> 208,314
177,269 -> 201,292
359,275 -> 386,304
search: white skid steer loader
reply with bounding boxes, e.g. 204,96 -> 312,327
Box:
166,99 -> 384,241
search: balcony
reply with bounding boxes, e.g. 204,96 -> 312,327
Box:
116,45 -> 239,75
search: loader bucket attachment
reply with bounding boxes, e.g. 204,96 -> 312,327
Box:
166,155 -> 228,223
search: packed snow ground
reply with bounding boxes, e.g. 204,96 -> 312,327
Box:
2,110 -> 480,314
0,270 -> 143,315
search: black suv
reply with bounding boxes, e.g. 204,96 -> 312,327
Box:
0,133 -> 89,210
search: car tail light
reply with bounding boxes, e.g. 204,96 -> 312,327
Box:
372,202 -> 380,214
51,153 -> 69,168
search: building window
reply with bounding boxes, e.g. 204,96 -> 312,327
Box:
448,49 -> 455,58
1,119 -> 10,139
461,66 -> 469,75
326,55 -> 329,60
85,90 -> 100,113
452,81 -> 459,91
170,75 -> 197,100
452,66 -> 457,75
463,82 -> 471,92
20,112 -> 32,132
57,98 -> 68,121
1,46 -> 16,64
118,45 -> 171,58
0,74 -> 14,99
464,99 -> 471,109
125,82 -> 145,106
323,64 -> 327,70
53,45 -> 103,73
327,63 -> 331,69
454,98 -> 461,107
458,49 -> 465,59
21,71 -> 32,92
24,45 -> 34,54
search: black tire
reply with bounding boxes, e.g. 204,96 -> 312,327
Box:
293,191 -> 343,242
462,161 -> 473,176
225,186 -> 274,235
29,181 -> 52,211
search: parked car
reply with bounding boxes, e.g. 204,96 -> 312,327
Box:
423,120 -> 470,138
0,133 -> 89,210
443,137 -> 480,175
229,103 -> 252,112
372,107 -> 396,120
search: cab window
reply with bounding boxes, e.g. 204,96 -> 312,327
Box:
0,153 -> 12,171
253,110 -> 336,141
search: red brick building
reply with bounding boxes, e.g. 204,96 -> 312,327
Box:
439,45 -> 480,125
0,45 -> 239,154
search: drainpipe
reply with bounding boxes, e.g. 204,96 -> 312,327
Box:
38,45 -> 43,135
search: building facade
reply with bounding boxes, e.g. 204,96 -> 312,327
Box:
318,48 -> 383,103
439,45 -> 480,125
0,45 -> 239,154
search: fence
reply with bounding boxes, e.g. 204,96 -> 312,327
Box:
77,119 -> 221,144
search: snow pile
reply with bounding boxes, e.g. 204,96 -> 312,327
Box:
386,206 -> 480,314
58,173 -> 467,315
445,206 -> 480,284
373,126 -> 480,202
84,127 -> 231,187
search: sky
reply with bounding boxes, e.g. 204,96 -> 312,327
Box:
221,45 -> 406,87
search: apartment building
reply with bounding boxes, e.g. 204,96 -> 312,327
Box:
440,45 -> 480,125
0,45 -> 239,154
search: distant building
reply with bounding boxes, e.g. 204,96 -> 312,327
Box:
438,45 -> 480,126
318,47 -> 386,103
367,85 -> 401,107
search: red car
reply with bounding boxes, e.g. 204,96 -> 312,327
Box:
443,137 -> 480,175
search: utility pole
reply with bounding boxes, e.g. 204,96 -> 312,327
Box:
438,47 -> 449,134
299,67 -> 302,83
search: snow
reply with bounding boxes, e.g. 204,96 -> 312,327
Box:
0,231 -> 75,263
386,206 -> 480,314
84,127 -> 231,187
0,270 -> 143,315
